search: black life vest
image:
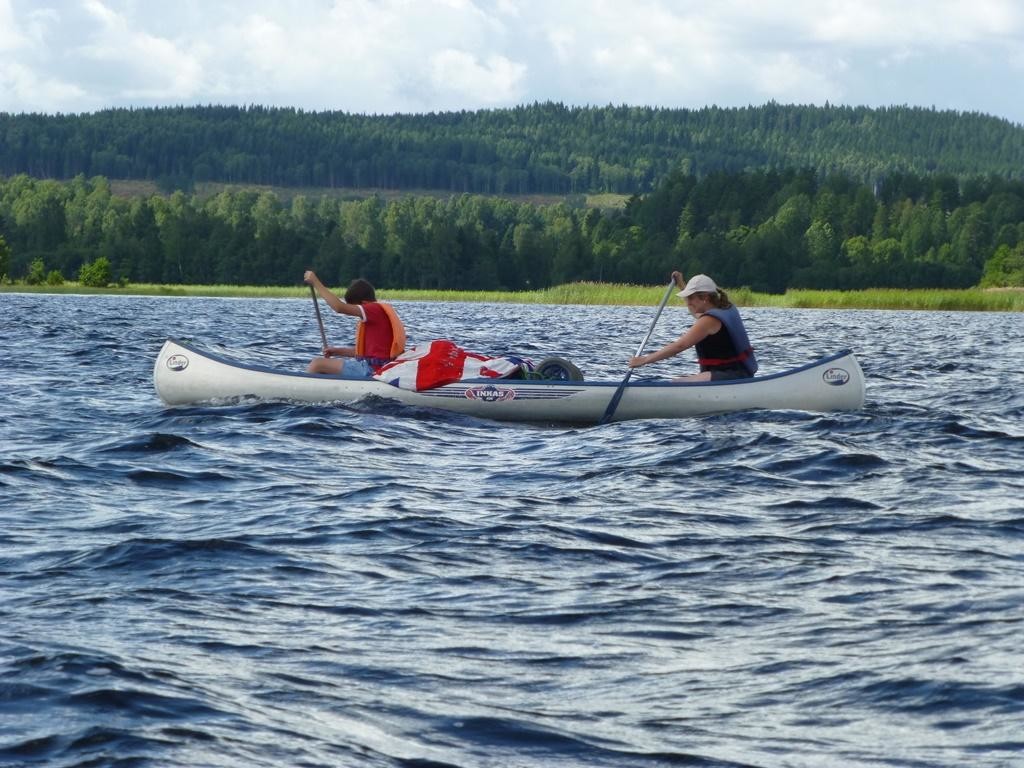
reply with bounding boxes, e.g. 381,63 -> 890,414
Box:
695,306 -> 758,376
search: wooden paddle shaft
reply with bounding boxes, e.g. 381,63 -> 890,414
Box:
310,285 -> 329,351
599,279 -> 677,424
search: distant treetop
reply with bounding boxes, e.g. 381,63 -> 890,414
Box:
1,101 -> 1023,195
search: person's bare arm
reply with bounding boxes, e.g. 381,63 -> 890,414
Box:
629,314 -> 721,368
304,270 -> 364,318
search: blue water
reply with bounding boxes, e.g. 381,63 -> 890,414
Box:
1,292 -> 1023,768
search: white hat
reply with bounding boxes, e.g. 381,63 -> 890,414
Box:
677,274 -> 718,298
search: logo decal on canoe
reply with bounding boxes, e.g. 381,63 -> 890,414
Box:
166,354 -> 189,372
823,367 -> 850,386
464,384 -> 516,402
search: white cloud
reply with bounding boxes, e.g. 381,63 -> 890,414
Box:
0,61 -> 87,112
0,2 -> 85,111
804,0 -> 1021,47
0,0 -> 25,52
749,52 -> 838,104
0,0 -> 1022,122
429,49 -> 526,105
546,27 -> 575,64
66,0 -> 205,101
495,0 -> 519,17
1,2 -> 60,54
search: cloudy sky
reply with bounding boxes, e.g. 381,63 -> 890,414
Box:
2,0 -> 1023,124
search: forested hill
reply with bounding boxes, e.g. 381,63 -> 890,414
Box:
2,102 -> 1023,196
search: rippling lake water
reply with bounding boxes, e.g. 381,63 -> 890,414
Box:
2,292 -> 1023,767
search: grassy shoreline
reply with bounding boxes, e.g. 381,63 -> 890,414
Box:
3,281 -> 1022,311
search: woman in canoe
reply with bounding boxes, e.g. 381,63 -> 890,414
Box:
303,271 -> 406,376
628,272 -> 757,382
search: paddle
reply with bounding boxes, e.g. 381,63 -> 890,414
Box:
598,278 -> 677,425
310,284 -> 329,353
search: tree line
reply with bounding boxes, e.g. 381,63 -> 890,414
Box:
2,103 -> 1024,197
2,168 -> 1022,291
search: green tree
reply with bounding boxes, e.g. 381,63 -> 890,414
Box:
773,194 -> 812,241
842,235 -> 874,269
79,256 -> 111,286
511,221 -> 549,288
980,243 -> 1024,286
0,233 -> 10,280
26,257 -> 46,285
871,238 -> 904,273
11,179 -> 68,252
548,208 -> 588,284
736,221 -> 794,292
948,203 -> 991,269
842,187 -> 877,238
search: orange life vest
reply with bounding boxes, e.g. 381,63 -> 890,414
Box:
354,302 -> 406,360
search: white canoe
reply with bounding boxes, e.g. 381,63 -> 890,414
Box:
153,339 -> 865,424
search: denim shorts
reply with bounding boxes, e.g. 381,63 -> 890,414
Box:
338,358 -> 374,379
708,367 -> 752,381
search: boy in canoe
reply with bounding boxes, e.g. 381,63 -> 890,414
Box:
628,271 -> 758,382
303,271 -> 406,376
